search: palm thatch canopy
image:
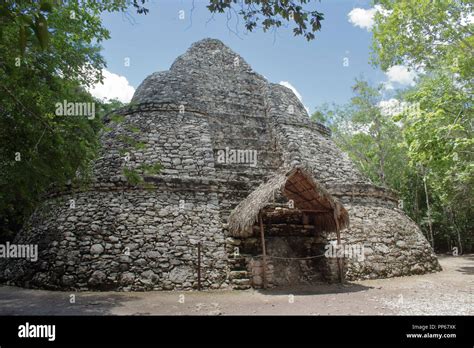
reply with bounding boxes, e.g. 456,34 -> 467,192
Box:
228,167 -> 349,237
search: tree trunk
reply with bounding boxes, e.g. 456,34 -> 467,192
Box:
451,209 -> 463,255
375,119 -> 387,187
423,175 -> 435,249
414,173 -> 419,223
379,154 -> 386,186
456,229 -> 463,255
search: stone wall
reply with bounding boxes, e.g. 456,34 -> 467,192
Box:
95,109 -> 216,181
1,185 -> 228,291
334,205 -> 441,280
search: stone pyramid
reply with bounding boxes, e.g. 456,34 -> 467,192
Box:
1,39 -> 440,291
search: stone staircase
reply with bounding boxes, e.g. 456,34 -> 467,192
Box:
229,268 -> 251,290
225,238 -> 252,289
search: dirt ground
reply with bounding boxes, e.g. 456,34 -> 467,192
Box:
0,255 -> 472,315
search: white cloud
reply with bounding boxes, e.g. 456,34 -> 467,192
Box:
385,65 -> 417,86
347,5 -> 387,31
348,7 -> 378,30
279,81 -> 310,114
88,69 -> 135,103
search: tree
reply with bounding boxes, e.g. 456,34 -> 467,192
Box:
396,72 -> 473,253
2,0 -> 326,48
372,0 -> 473,79
0,1 -> 147,241
0,1 -> 148,48
310,77 -> 472,252
370,0 -> 473,253
312,79 -> 409,190
207,0 -> 325,40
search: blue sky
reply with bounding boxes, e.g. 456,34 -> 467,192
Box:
92,0 -> 414,113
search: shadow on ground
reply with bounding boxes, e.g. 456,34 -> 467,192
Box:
0,286 -> 140,315
457,266 -> 474,275
256,282 -> 372,296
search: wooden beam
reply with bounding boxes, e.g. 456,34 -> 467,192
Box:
259,212 -> 267,289
299,209 -> 332,214
197,242 -> 201,291
263,202 -> 291,208
252,223 -> 322,231
303,213 -> 310,225
262,207 -> 331,214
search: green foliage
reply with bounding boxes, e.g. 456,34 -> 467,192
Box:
101,99 -> 125,114
122,167 -> 143,185
0,1 -> 149,56
369,0 -> 473,252
123,162 -> 162,186
139,163 -> 163,175
313,76 -> 472,252
126,125 -> 141,133
372,0 -> 473,79
117,134 -> 146,150
110,114 -> 126,123
313,79 -> 408,189
207,0 -> 324,41
0,1 -> 147,241
397,72 -> 473,252
133,142 -> 147,150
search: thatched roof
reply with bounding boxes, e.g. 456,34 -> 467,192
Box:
228,167 -> 349,237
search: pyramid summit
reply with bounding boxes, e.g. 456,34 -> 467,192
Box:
0,39 -> 440,291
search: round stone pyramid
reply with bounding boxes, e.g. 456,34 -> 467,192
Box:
0,39 -> 440,291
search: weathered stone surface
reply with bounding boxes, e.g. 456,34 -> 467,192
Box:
90,244 -> 104,255
0,38 -> 440,292
120,272 -> 135,285
169,266 -> 192,284
88,270 -> 107,286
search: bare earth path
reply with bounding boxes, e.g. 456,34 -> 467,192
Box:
0,255 -> 472,315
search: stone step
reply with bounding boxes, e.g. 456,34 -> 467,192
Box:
232,284 -> 252,290
231,278 -> 251,286
228,258 -> 247,270
229,270 -> 249,280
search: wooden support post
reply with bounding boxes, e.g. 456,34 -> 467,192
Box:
259,213 -> 267,289
336,229 -> 343,283
197,242 -> 201,291
333,209 -> 344,284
